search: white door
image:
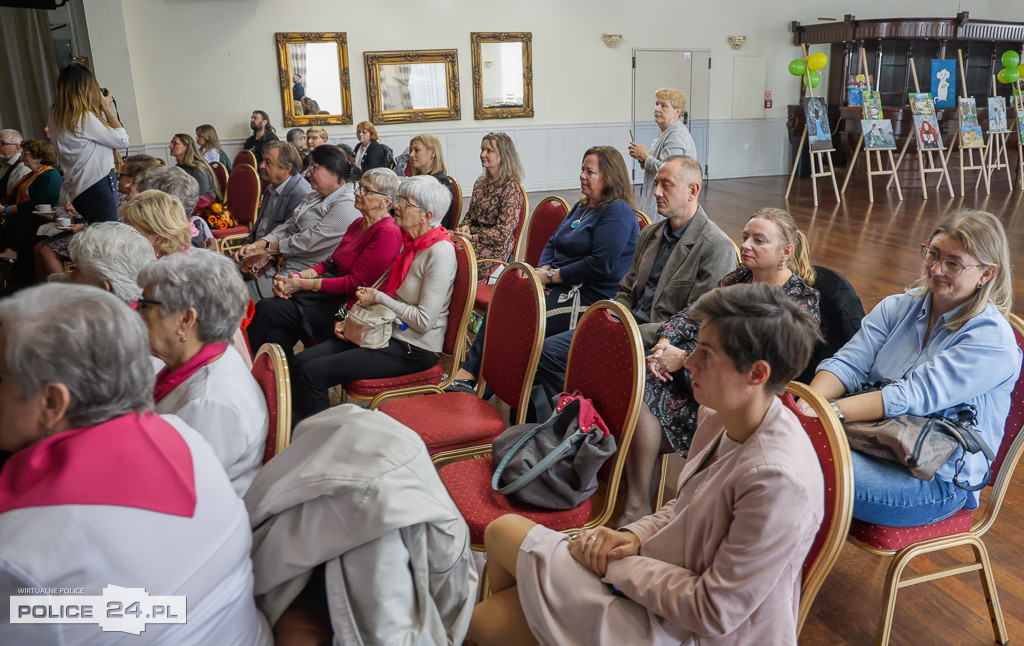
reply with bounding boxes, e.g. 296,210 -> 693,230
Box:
632,49 -> 711,181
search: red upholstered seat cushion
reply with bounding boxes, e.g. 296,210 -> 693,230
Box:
474,283 -> 494,312
346,365 -> 443,397
439,456 -> 593,544
849,509 -> 975,551
211,225 -> 248,239
378,392 -> 506,453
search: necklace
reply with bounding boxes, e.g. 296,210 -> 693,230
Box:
570,206 -> 594,229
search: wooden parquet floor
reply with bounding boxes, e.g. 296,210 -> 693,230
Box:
535,174 -> 1024,645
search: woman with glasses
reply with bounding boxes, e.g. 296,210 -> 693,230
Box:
799,210 -> 1021,526
454,132 -> 524,280
290,175 -> 455,420
248,168 -> 403,362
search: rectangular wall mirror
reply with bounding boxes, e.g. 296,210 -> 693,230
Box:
471,32 -> 533,120
276,32 -> 353,127
364,50 -> 461,125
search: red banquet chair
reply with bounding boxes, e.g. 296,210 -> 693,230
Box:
474,193 -> 564,313
372,262 -> 545,454
216,165 -> 261,256
446,175 -> 463,230
251,343 -> 292,463
233,149 -> 257,170
209,161 -> 229,198
846,312 -> 1024,646
635,209 -> 652,228
432,300 -> 644,547
343,234 -> 478,403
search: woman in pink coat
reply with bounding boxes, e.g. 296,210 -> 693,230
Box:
469,283 -> 826,646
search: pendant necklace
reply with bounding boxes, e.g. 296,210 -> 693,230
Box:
570,206 -> 593,229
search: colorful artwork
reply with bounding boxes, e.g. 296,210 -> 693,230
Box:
861,90 -> 883,119
846,74 -> 872,107
930,60 -> 956,109
909,93 -> 935,115
913,114 -> 943,150
988,97 -> 1008,133
958,97 -> 979,126
803,97 -> 833,152
1019,117 -> 1024,145
960,125 -> 985,148
862,119 -> 896,150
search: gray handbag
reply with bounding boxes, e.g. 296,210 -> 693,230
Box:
336,273 -> 396,349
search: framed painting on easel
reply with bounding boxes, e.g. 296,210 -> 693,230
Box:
804,97 -> 833,152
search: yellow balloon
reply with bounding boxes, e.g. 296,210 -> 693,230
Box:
807,52 -> 828,71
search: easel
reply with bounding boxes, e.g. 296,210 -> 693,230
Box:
785,44 -> 840,207
840,46 -> 902,202
982,74 -> 1013,188
1013,79 -> 1024,191
887,58 -> 954,199
948,50 -> 990,195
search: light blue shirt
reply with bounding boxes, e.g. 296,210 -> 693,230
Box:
817,292 -> 1021,496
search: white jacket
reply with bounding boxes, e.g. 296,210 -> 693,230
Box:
244,405 -> 477,645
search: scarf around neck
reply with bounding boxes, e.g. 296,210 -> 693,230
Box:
381,226 -> 451,297
153,342 -> 228,403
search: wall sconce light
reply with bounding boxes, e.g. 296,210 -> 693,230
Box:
602,34 -> 623,49
727,36 -> 747,50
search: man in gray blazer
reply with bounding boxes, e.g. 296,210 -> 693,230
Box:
245,140 -> 312,244
533,156 -> 736,403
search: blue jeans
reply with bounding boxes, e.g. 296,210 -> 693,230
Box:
71,170 -> 118,223
851,451 -> 974,526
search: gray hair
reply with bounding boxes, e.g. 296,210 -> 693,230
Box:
0,284 -> 154,427
363,167 -> 400,202
136,166 -> 200,216
68,222 -> 156,303
286,128 -> 305,144
136,248 -> 248,344
0,129 -> 23,145
399,175 -> 451,228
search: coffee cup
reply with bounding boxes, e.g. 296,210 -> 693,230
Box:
36,204 -> 53,214
57,217 -> 72,228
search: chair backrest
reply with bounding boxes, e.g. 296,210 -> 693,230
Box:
252,343 -> 292,463
635,210 -> 652,229
233,149 -> 257,170
446,175 -> 463,229
479,262 -> 546,422
210,161 -> 229,198
226,165 -> 261,226
563,300 -> 644,527
782,383 -> 854,634
731,239 -> 742,264
523,196 -> 570,267
442,234 -> 478,362
797,265 -> 866,384
505,183 -> 529,262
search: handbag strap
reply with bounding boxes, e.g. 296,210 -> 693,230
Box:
491,427 -> 589,496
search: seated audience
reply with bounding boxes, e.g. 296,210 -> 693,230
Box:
136,165 -> 215,249
244,110 -> 278,165
629,87 -> 698,222
799,210 -> 1021,525
454,132 -> 525,277
292,175 -> 455,419
0,284 -> 271,644
407,133 -> 458,226
245,141 -> 313,245
169,132 -> 217,199
67,221 -> 155,303
354,121 -> 388,172
248,167 -> 403,361
122,189 -> 193,257
196,123 -> 232,170
301,96 -> 322,115
0,139 -> 62,283
0,129 -> 31,199
117,153 -> 164,202
622,207 -> 819,523
139,248 -> 268,496
452,145 -> 640,388
235,145 -> 360,300
302,126 -> 329,173
468,283 -> 825,646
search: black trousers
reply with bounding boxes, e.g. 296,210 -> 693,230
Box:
248,295 -> 339,363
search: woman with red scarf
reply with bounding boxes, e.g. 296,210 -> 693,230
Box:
292,175 -> 456,420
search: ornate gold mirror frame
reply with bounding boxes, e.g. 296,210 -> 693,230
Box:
364,49 -> 461,125
275,32 -> 353,127
471,32 -> 534,120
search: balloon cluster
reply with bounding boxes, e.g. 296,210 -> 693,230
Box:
789,52 -> 827,88
996,50 -> 1023,85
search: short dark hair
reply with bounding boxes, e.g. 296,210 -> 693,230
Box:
688,283 -> 822,394
311,144 -> 360,183
263,140 -> 301,175
21,139 -> 56,166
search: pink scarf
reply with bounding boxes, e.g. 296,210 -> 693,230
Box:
0,412 -> 196,517
381,227 -> 451,297
153,342 -> 227,403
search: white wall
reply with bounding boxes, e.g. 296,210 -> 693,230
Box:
87,0 -> 1014,189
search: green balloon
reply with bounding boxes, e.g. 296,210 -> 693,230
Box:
789,59 -> 807,77
803,69 -> 821,88
1001,67 -> 1020,84
1002,50 -> 1020,70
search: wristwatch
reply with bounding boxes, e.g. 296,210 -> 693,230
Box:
546,268 -> 556,281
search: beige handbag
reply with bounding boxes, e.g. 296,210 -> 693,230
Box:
337,274 -> 396,349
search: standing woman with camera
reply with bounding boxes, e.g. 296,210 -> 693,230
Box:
47,63 -> 128,223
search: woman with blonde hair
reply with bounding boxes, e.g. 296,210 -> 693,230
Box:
120,189 -> 192,257
454,132 -> 525,278
407,133 -> 457,227
628,87 -> 698,222
620,206 -> 820,523
48,63 -> 128,223
195,124 -> 231,171
169,133 -> 218,201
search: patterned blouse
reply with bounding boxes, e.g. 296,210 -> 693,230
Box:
462,177 -> 524,280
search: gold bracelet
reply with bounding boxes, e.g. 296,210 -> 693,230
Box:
313,279 -> 322,292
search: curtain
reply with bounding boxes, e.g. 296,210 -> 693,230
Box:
289,44 -> 307,83
0,8 -> 59,140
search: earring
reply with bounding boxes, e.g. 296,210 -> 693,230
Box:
977,283 -> 984,290
179,335 -> 188,343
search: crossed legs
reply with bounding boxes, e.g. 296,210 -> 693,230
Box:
468,515 -> 539,646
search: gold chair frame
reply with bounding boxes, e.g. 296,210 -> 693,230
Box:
219,165 -> 262,257
254,342 -> 293,460
447,175 -> 463,230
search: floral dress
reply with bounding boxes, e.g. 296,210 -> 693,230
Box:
462,177 -> 523,280
644,265 -> 821,456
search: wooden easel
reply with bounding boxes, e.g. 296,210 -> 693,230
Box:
982,74 -> 1013,188
1013,79 -> 1024,191
949,50 -> 990,195
785,44 -> 840,207
840,46 -> 902,202
888,58 -> 954,199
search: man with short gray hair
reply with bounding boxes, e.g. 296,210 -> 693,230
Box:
246,140 -> 312,244
0,129 -> 29,198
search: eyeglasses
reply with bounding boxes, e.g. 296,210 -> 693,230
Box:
397,197 -> 421,210
356,183 -> 388,198
135,298 -> 163,310
0,141 -> 17,148
920,245 -> 987,277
